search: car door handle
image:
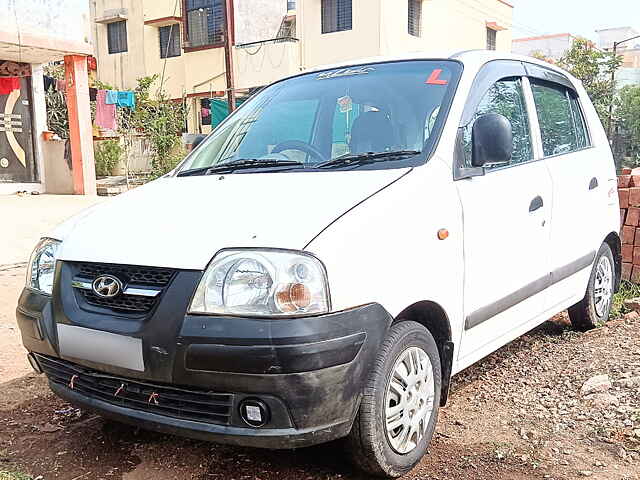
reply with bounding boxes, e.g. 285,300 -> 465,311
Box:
529,196 -> 544,212
589,177 -> 598,190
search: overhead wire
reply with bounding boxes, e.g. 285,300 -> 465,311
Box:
159,0 -> 181,93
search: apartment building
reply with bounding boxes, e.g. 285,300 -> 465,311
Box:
91,0 -> 513,133
512,33 -> 578,61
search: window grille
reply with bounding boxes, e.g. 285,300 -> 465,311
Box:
321,0 -> 352,34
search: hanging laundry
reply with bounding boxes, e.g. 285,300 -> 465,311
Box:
43,76 -> 56,92
95,89 -> 117,130
89,88 -> 97,101
87,56 -> 97,71
55,79 -> 66,92
201,107 -> 211,117
105,90 -> 118,105
0,77 -> 20,95
116,91 -> 135,109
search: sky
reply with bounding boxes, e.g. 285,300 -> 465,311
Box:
510,0 -> 640,42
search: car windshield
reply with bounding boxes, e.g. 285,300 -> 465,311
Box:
177,60 -> 462,175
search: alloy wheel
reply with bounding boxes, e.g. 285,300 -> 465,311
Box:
384,346 -> 435,454
594,255 -> 613,317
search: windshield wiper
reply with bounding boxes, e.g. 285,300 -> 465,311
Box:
177,158 -> 304,177
316,150 -> 421,169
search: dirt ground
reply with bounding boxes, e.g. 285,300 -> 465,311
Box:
1,265 -> 639,480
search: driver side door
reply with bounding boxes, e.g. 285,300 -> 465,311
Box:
455,65 -> 552,370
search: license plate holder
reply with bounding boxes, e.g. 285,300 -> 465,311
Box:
57,324 -> 144,372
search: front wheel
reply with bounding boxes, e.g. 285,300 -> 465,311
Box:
346,321 -> 441,478
568,243 -> 615,330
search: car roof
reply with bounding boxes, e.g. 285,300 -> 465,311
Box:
298,49 -> 579,85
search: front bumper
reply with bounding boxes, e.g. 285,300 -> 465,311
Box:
17,265 -> 392,448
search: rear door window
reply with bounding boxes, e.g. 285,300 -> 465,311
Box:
530,80 -> 589,156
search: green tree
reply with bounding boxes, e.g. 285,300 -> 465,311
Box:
617,84 -> 640,162
557,37 -> 622,125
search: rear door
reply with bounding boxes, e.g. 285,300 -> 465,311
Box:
525,66 -> 602,309
455,61 -> 552,368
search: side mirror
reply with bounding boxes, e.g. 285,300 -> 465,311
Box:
471,113 -> 513,167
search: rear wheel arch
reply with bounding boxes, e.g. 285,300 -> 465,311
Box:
604,232 -> 621,292
394,301 -> 454,406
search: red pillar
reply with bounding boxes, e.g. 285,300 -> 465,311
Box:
64,55 -> 96,195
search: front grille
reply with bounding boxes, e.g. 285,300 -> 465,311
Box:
37,355 -> 233,425
77,263 -> 174,287
71,262 -> 175,314
78,289 -> 156,313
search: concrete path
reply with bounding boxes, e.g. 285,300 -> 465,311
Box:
0,194 -> 103,265
0,194 -> 104,381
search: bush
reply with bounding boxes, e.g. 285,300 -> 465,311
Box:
94,140 -> 123,177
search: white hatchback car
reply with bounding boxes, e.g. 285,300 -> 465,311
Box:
18,51 -> 620,477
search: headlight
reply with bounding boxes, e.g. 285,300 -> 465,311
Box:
189,249 -> 330,317
26,238 -> 61,295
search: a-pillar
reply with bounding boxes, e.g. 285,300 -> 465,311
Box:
64,55 -> 96,195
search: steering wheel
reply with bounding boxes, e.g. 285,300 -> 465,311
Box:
271,140 -> 326,163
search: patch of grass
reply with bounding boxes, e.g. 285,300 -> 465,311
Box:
610,280 -> 640,319
0,472 -> 32,480
492,441 -> 514,461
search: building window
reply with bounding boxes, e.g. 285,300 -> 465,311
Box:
408,0 -> 422,37
287,0 -> 296,11
321,0 -> 352,34
107,21 -> 128,54
186,0 -> 224,48
486,27 -> 497,50
159,25 -> 181,58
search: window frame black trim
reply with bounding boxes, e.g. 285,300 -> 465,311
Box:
159,24 -> 182,59
408,0 -> 422,37
107,20 -> 128,55
321,0 -> 353,34
486,27 -> 497,51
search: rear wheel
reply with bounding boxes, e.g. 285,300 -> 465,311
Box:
346,321 -> 441,478
568,243 -> 615,330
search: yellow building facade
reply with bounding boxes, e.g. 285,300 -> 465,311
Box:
90,0 -> 513,133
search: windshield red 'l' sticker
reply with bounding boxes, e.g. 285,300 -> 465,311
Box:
426,69 -> 448,85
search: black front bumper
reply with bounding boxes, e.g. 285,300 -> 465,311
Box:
16,263 -> 392,449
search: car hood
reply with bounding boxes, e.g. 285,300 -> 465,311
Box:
53,169 -> 409,270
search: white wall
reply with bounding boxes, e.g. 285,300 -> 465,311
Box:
299,0 -> 382,68
512,35 -> 572,60
597,27 -> 640,51
0,0 -> 93,62
235,0 -> 288,45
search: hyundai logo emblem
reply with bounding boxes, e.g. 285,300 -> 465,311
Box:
92,274 -> 123,298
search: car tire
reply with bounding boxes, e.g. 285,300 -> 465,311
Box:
568,243 -> 615,331
346,321 -> 441,478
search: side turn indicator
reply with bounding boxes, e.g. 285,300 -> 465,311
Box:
437,229 -> 449,240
